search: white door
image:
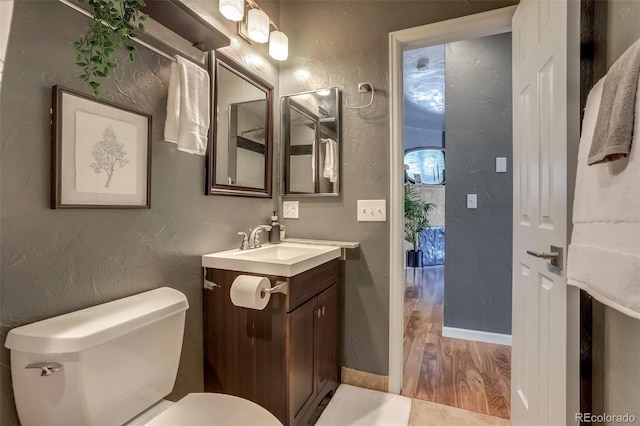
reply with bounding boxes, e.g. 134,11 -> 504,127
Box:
512,0 -> 575,424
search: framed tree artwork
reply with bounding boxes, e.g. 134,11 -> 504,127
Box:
51,86 -> 151,208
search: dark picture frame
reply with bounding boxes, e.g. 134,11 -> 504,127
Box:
51,86 -> 152,209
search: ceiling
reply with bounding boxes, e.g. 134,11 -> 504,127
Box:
403,44 -> 445,131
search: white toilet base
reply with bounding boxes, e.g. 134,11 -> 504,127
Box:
143,393 -> 282,426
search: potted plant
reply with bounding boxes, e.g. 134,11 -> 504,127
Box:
73,0 -> 148,98
404,184 -> 435,268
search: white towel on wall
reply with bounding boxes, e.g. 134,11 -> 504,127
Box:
164,62 -> 180,144
566,75 -> 640,320
322,137 -> 338,183
164,56 -> 210,156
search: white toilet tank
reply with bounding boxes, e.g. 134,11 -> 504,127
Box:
5,287 -> 189,426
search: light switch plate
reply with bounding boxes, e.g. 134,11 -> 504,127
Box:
496,157 -> 507,173
283,201 -> 299,219
357,200 -> 387,222
467,194 -> 477,209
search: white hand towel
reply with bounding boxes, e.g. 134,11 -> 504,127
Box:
164,61 -> 180,144
177,56 -> 209,156
312,138 -> 316,183
566,75 -> 640,320
322,138 -> 338,183
163,56 -> 210,156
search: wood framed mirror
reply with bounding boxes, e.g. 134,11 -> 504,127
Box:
206,51 -> 273,197
281,88 -> 341,197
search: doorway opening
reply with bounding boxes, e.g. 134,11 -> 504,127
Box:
400,35 -> 513,419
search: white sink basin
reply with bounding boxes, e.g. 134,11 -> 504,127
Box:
202,243 -> 341,277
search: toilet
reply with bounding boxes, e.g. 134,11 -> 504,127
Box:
5,287 -> 282,426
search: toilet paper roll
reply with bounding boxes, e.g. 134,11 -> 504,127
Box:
230,275 -> 271,310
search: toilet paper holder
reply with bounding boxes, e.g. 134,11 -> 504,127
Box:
261,280 -> 288,296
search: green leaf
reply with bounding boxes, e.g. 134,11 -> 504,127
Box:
93,90 -> 100,99
73,0 -> 145,88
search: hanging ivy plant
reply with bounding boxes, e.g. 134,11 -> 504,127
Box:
73,0 -> 148,98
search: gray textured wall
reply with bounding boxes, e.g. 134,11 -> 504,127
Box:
278,0 -> 518,375
602,0 -> 640,422
0,1 -> 278,424
443,33 -> 513,335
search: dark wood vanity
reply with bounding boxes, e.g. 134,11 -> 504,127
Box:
203,259 -> 340,425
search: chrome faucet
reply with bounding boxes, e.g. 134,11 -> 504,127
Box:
237,231 -> 250,250
249,225 -> 272,249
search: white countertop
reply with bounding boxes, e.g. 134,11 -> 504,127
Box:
202,243 -> 341,277
281,238 -> 359,249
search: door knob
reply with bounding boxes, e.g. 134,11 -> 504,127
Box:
526,246 -> 563,269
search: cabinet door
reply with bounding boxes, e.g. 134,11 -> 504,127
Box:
288,296 -> 316,422
316,284 -> 339,391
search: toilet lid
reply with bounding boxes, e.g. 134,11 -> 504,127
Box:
145,393 -> 283,426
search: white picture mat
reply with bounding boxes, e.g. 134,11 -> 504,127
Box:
75,110 -> 137,195
60,92 -> 149,206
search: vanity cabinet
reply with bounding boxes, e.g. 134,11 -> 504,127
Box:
204,259 -> 340,425
288,283 -> 338,423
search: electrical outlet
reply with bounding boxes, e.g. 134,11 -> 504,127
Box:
357,200 -> 387,222
467,194 -> 477,209
283,201 -> 299,219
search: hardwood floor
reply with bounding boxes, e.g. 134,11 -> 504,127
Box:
402,266 -> 511,419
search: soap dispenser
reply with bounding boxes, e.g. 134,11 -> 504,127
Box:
269,211 -> 281,244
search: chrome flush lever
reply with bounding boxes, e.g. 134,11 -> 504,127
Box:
526,246 -> 563,269
25,362 -> 63,376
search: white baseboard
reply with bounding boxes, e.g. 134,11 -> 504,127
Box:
442,326 -> 512,346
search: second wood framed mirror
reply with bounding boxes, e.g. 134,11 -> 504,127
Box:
206,51 -> 273,197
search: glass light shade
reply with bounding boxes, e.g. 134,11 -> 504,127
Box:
247,9 -> 270,43
269,31 -> 288,61
219,0 -> 244,21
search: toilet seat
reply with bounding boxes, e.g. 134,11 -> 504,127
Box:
144,393 -> 283,426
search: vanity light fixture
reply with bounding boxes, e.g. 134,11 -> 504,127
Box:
269,31 -> 288,61
247,8 -> 270,43
229,0 -> 288,61
219,0 -> 245,21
